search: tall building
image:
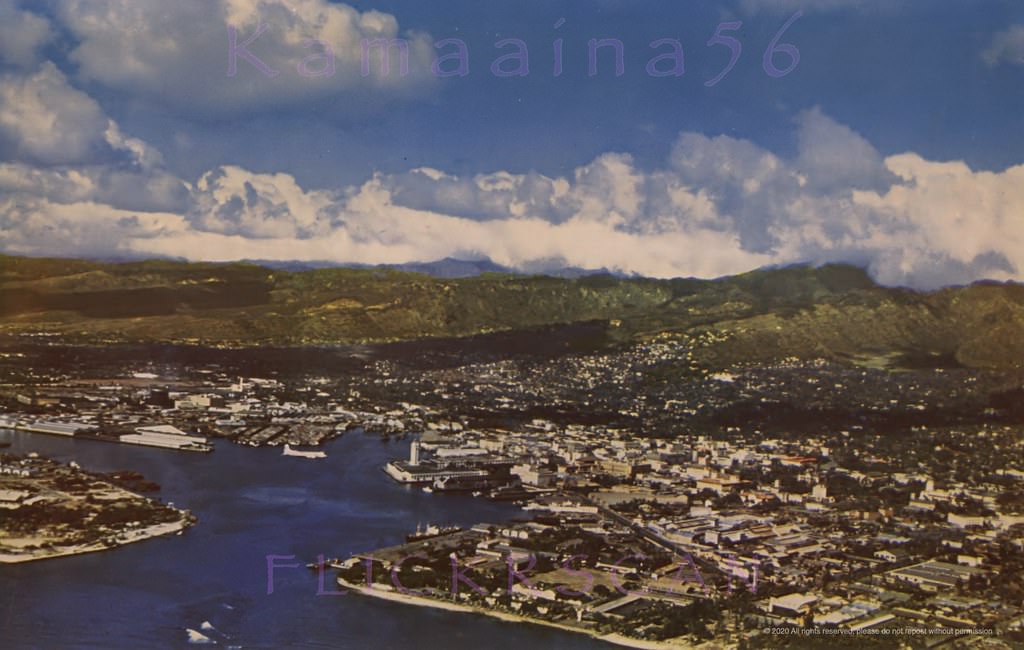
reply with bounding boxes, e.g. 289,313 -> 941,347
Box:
409,440 -> 420,466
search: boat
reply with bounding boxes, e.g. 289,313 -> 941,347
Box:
282,444 -> 326,459
306,557 -> 343,570
185,628 -> 214,644
488,485 -> 532,501
406,523 -> 463,543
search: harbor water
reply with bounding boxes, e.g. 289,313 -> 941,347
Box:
0,428 -> 611,649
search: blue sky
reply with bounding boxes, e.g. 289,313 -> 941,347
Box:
1,0 -> 1023,288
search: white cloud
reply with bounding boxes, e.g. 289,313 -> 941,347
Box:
849,154 -> 1024,287
0,0 -> 52,68
55,0 -> 436,115
0,63 -> 109,165
0,62 -> 170,171
376,167 -> 573,223
0,162 -> 188,213
0,62 -> 189,212
0,70 -> 1020,290
5,138 -> 1022,288
793,107 -> 896,194
188,166 -> 338,238
0,4 -> 1016,290
0,195 -> 187,258
101,113 -> 1024,288
127,186 -> 772,280
570,153 -> 646,229
983,25 -> 1024,67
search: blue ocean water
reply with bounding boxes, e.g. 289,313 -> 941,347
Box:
0,429 -> 611,649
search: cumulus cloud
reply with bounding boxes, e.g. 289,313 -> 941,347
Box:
0,60 -> 1019,290
0,195 -> 187,258
157,163 -> 762,278
128,176 -> 772,280
0,162 -> 188,213
15,107 -> 1018,290
188,166 -> 339,238
0,0 -> 52,68
792,107 -> 896,194
849,155 -> 1024,287
0,63 -> 110,165
0,62 -> 188,211
3,3 -> 1017,290
983,25 -> 1024,67
380,167 -> 574,224
54,0 -> 435,115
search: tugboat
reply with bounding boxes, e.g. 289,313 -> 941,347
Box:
406,523 -> 462,543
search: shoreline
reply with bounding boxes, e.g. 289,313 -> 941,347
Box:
0,515 -> 193,564
337,576 -> 720,650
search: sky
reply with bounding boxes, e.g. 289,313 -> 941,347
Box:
0,0 -> 1023,289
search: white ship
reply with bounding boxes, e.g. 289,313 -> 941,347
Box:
282,444 -> 326,459
406,523 -> 462,543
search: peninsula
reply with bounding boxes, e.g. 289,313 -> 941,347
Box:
0,453 -> 195,563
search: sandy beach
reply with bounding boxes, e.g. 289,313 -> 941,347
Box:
0,516 -> 193,564
337,576 -> 722,649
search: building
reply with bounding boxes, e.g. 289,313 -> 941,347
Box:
511,464 -> 556,488
174,394 -> 225,410
384,441 -> 508,485
886,560 -> 980,592
696,476 -> 743,495
16,421 -> 96,437
119,425 -> 210,452
769,593 -> 817,618
947,512 -> 987,528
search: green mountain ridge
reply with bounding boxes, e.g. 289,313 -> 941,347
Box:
1,255 -> 1022,369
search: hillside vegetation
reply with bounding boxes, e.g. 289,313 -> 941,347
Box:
1,255 -> 1022,369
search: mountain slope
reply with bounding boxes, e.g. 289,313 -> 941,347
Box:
0,255 -> 1021,369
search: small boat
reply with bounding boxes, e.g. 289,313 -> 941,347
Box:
282,444 -> 326,459
185,628 -> 214,644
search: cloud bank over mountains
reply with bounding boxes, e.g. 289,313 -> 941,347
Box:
0,0 -> 1021,290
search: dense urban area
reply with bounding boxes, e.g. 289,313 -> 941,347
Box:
2,330 -> 1023,648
